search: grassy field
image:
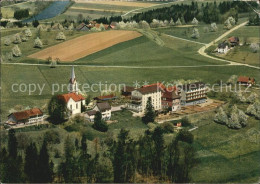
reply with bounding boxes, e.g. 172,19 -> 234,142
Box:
190,107 -> 260,183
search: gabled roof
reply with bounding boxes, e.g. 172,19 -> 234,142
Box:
8,108 -> 43,121
59,93 -> 85,103
136,83 -> 164,95
95,94 -> 116,101
96,102 -> 111,112
237,76 -> 255,83
228,36 -> 239,43
122,86 -> 135,93
86,110 -> 97,116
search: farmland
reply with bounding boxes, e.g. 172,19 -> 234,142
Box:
28,30 -> 142,62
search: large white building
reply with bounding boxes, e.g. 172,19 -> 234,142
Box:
128,83 -> 162,113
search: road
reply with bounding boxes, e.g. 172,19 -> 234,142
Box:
197,21 -> 260,70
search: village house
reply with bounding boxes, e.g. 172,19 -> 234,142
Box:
121,86 -> 135,98
179,82 -> 207,106
128,83 -> 163,113
228,36 -> 240,47
76,23 -> 90,31
86,102 -> 112,122
7,108 -> 44,125
94,94 -> 117,102
58,66 -> 85,115
161,87 -> 181,112
237,76 -> 256,86
218,42 -> 229,54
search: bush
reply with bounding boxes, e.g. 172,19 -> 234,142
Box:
56,32 -> 66,40
250,43 -> 259,53
160,122 -> 174,133
4,38 -> 11,46
44,130 -> 61,144
24,28 -> 32,37
12,45 -> 22,57
13,33 -> 22,44
176,130 -> 193,144
34,37 -> 43,48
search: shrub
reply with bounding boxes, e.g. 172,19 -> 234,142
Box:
234,91 -> 246,103
4,37 -> 11,46
246,101 -> 260,119
224,19 -> 232,30
227,105 -> 248,129
169,18 -> 175,26
250,43 -> 259,53
24,28 -> 32,37
203,26 -> 209,33
34,37 -> 43,48
210,23 -> 218,32
191,17 -> 199,25
56,32 -> 66,40
12,45 -> 22,57
32,20 -> 39,28
160,122 -> 174,133
13,33 -> 22,44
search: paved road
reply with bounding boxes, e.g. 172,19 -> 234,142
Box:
197,21 -> 260,70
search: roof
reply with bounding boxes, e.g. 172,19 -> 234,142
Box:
228,36 -> 239,43
86,110 -> 97,116
237,76 -> 255,83
59,93 -> 85,103
136,83 -> 164,95
218,42 -> 228,48
96,102 -> 111,112
122,86 -> 135,93
180,82 -> 205,91
95,94 -> 116,100
9,108 -> 43,121
162,90 -> 181,100
76,23 -> 89,31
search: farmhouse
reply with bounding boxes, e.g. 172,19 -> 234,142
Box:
86,102 -> 112,122
121,86 -> 135,98
228,36 -> 240,47
179,82 -> 207,106
162,87 -> 181,112
7,108 -> 44,125
128,83 -> 163,113
76,23 -> 90,31
218,42 -> 229,54
237,76 -> 255,86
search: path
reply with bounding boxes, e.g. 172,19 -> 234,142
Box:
121,0 -> 181,17
164,34 -> 207,45
197,21 -> 260,70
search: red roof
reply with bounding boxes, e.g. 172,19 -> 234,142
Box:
95,94 -> 115,100
237,76 -> 255,83
9,108 -> 43,121
59,93 -> 85,103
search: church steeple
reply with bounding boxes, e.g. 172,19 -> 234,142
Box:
69,66 -> 78,94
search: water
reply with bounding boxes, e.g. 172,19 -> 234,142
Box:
23,1 -> 70,23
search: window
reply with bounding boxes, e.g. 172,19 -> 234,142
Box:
76,104 -> 78,109
70,105 -> 72,110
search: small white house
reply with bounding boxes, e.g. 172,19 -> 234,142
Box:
218,42 -> 229,54
94,102 -> 112,121
85,110 -> 97,122
59,93 -> 85,115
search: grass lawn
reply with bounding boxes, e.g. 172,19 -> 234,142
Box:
75,35 -> 223,66
1,28 -> 27,37
190,108 -> 260,183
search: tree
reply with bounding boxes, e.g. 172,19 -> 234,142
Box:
169,18 -> 175,26
139,20 -> 150,29
203,26 -> 209,33
93,111 -> 108,132
214,107 -> 229,125
99,23 -> 105,31
250,43 -> 259,53
228,16 -> 236,26
13,33 -> 21,44
37,140 -> 53,183
227,105 -> 248,129
150,19 -> 160,28
246,101 -> 260,119
234,91 -> 246,103
224,19 -> 232,30
8,129 -> 18,159
12,45 -> 22,57
191,17 -> 199,25
48,95 -> 68,124
227,75 -> 237,85
24,143 -> 38,182
152,127 -> 164,175
4,37 -> 11,46
56,32 -> 66,40
142,98 -> 156,124
34,37 -> 43,48
191,28 -> 200,39
175,18 -> 182,26
210,22 -> 218,32
24,28 -> 32,37
247,92 -> 258,103
32,20 -> 39,28
176,130 -> 194,144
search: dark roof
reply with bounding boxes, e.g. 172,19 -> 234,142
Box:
136,83 -> 164,94
162,91 -> 181,100
122,86 -> 135,93
180,82 -> 205,91
218,42 -> 228,48
96,102 -> 111,112
86,110 -> 97,116
8,108 -> 43,121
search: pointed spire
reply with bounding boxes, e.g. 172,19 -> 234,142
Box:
70,66 -> 76,84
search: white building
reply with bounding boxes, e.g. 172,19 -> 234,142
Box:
128,83 -> 162,113
85,102 -> 112,122
218,42 -> 229,54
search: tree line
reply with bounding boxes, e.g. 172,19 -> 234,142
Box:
14,9 -> 30,20
0,126 -> 197,183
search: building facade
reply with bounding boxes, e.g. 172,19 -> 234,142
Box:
162,88 -> 181,112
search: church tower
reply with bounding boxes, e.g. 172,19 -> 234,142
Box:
69,66 -> 79,94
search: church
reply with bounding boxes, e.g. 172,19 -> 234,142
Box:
58,66 -> 85,115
